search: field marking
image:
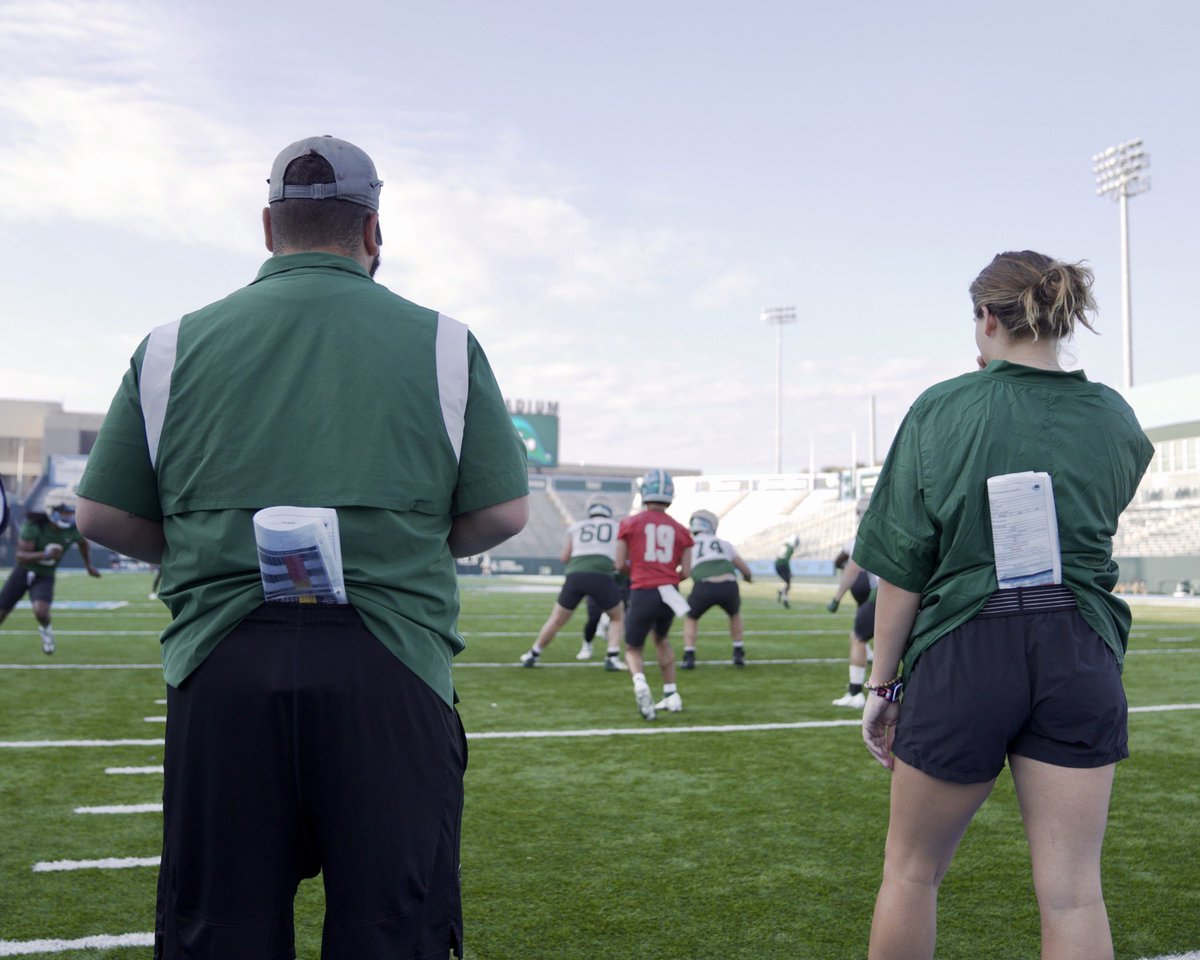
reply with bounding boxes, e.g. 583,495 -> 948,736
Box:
11,601 -> 129,611
1126,648 -> 1200,656
470,719 -> 857,739
32,856 -> 159,873
0,629 -> 161,636
75,803 -> 162,815
0,664 -> 162,670
144,716 -> 166,723
462,628 -> 841,638
0,739 -> 164,749
105,766 -> 163,775
0,934 -> 154,956
457,657 -> 847,668
4,704 -> 1197,751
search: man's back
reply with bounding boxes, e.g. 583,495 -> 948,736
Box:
82,251 -> 526,703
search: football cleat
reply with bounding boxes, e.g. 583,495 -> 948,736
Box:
39,626 -> 55,656
576,641 -> 593,660
832,691 -> 866,709
519,650 -> 539,667
681,649 -> 696,670
604,655 -> 628,672
732,647 -> 745,667
654,692 -> 683,713
634,681 -> 656,720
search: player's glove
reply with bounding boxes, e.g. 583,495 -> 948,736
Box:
826,598 -> 839,613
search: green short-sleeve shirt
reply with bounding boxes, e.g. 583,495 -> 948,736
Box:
18,521 -> 84,577
78,253 -> 528,705
853,361 -> 1153,675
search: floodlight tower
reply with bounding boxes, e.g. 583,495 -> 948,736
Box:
762,305 -> 797,473
1092,138 -> 1150,390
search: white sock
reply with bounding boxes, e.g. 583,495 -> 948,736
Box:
632,672 -> 648,687
849,664 -> 866,685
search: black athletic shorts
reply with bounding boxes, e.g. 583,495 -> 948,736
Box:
774,559 -> 791,585
156,605 -> 466,960
557,571 -> 622,612
687,579 -> 740,619
625,588 -> 675,648
850,570 -> 871,607
893,585 -> 1128,784
853,599 -> 876,642
0,568 -> 53,610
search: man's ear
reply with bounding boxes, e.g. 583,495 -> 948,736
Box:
364,212 -> 381,255
262,208 -> 275,252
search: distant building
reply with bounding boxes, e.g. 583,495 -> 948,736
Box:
0,399 -> 105,500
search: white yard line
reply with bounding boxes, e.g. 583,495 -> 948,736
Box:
3,704 -> 1198,750
105,766 -> 163,775
0,664 -> 161,670
456,656 -> 847,668
0,630 -> 161,636
0,934 -> 154,956
32,857 -> 159,873
0,739 -> 164,749
74,803 -> 162,815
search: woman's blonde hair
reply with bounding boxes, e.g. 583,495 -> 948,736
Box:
969,251 -> 1097,341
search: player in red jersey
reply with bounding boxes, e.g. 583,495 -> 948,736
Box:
614,469 -> 693,720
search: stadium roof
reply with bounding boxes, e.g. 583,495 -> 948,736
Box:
1124,374 -> 1200,442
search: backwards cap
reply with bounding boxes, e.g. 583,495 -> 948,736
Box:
267,136 -> 383,211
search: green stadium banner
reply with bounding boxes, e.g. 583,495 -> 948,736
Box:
511,413 -> 558,467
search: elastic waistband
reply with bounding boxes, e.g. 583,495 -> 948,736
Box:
977,583 -> 1076,618
247,602 -> 364,626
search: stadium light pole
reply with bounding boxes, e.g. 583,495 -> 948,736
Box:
1092,138 -> 1150,390
762,305 -> 797,474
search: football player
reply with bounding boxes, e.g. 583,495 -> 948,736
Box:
0,488 -> 101,654
775,533 -> 799,607
680,509 -> 753,668
614,470 -> 693,720
520,500 -> 626,670
826,498 -> 876,707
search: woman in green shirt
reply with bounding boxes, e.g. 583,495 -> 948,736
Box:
854,251 -> 1152,960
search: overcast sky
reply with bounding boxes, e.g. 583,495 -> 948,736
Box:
1,0 -> 1196,473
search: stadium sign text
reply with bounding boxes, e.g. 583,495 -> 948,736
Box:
505,398 -> 559,416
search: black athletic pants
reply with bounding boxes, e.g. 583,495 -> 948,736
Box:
156,604 -> 466,960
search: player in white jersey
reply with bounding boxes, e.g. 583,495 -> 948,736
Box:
680,510 -> 753,669
520,501 -> 627,670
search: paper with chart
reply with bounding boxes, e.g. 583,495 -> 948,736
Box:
253,506 -> 348,604
986,472 -> 1062,589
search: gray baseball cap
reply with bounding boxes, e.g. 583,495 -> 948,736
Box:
267,135 -> 383,210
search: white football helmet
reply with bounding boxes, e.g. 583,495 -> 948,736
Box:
689,509 -> 718,536
40,488 -> 78,529
587,501 -> 613,519
639,469 -> 674,505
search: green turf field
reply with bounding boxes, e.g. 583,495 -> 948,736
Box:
1,571 -> 1198,958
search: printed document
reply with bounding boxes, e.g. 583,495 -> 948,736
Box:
986,472 -> 1062,589
253,506 -> 348,604
658,584 -> 692,617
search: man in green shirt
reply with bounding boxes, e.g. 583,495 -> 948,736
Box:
78,135 -> 528,959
